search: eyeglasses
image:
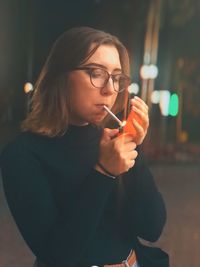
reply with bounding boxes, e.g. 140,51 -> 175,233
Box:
73,66 -> 131,93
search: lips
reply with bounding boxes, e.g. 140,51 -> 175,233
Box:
96,104 -> 109,108
95,104 -> 109,114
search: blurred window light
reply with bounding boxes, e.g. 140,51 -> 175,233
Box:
128,83 -> 139,95
169,93 -> 179,116
159,90 -> 170,116
24,82 -> 33,94
140,64 -> 158,79
149,64 -> 158,79
140,65 -> 150,79
151,90 -> 160,104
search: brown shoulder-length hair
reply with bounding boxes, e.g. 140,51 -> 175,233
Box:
21,27 -> 130,137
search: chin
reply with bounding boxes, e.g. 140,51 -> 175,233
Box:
90,116 -> 105,125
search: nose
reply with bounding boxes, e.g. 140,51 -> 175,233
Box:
101,77 -> 115,95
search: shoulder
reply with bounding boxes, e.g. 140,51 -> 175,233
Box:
1,132 -> 31,154
0,131 -> 47,165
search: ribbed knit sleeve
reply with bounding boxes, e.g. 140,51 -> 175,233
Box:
119,151 -> 166,243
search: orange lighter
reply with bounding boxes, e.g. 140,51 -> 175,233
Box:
120,109 -> 143,138
103,105 -> 143,139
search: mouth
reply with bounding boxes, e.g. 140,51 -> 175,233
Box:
95,104 -> 109,110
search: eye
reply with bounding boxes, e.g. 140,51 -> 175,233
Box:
113,74 -> 122,82
91,68 -> 105,79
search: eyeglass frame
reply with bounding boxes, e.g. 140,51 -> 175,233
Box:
72,66 -> 131,93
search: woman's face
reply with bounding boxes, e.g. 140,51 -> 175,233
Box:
68,44 -> 122,125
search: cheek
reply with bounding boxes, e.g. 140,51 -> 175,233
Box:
68,76 -> 88,105
70,87 -> 94,116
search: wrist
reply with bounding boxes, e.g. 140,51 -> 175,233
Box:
94,163 -> 116,179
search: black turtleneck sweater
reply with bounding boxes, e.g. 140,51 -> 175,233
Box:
0,124 -> 166,267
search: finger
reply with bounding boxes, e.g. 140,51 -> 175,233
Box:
117,133 -> 135,143
133,96 -> 149,110
131,99 -> 149,115
128,149 -> 138,160
132,118 -> 145,136
132,106 -> 149,128
103,128 -> 119,141
131,97 -> 148,114
120,142 -> 136,153
122,141 -> 137,151
129,159 -> 136,169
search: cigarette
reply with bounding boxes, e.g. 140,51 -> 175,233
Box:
103,105 -> 126,127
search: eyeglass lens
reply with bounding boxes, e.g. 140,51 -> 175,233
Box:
90,68 -> 129,92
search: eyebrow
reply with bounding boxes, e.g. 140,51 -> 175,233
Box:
83,63 -> 122,72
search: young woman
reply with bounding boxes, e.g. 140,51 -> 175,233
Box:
0,27 -> 167,267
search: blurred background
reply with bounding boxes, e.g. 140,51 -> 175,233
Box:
0,0 -> 200,266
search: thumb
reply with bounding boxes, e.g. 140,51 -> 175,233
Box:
102,128 -> 119,141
